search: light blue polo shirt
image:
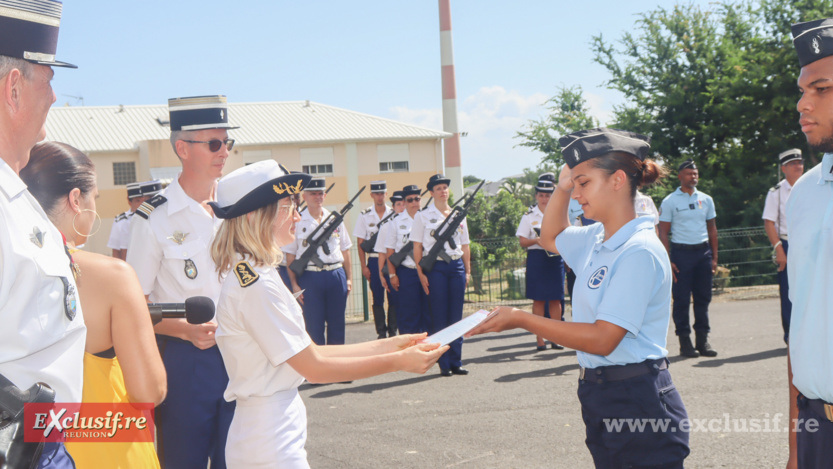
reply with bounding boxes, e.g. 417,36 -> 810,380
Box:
786,154 -> 833,403
556,217 -> 672,369
658,187 -> 716,245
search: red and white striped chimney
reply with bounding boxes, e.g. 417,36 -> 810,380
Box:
439,0 -> 463,199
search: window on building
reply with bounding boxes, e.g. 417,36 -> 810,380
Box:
113,162 -> 137,186
378,143 -> 410,173
300,147 -> 335,176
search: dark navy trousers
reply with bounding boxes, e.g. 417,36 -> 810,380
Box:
156,340 -> 234,469
298,268 -> 348,345
396,267 -> 428,334
278,265 -> 292,289
797,395 -> 833,469
368,257 -> 396,336
778,239 -> 792,344
426,258 -> 466,370
670,246 -> 713,336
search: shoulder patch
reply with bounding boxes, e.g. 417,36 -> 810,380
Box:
135,195 -> 167,220
769,183 -> 781,192
362,207 -> 372,214
234,261 -> 259,288
115,213 -> 127,222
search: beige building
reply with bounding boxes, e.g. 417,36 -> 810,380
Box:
45,100 -> 451,257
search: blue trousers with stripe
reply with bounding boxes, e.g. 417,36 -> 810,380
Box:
427,258 -> 466,370
396,267 -> 428,334
298,269 -> 348,345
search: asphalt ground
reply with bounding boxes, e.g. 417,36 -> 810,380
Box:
301,298 -> 790,468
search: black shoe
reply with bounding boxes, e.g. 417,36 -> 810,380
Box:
536,345 -> 547,352
377,333 -> 386,340
695,334 -> 718,357
679,335 -> 700,358
550,342 -> 564,350
450,366 -> 469,375
440,368 -> 452,377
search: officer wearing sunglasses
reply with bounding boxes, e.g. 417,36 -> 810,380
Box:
126,95 -> 238,468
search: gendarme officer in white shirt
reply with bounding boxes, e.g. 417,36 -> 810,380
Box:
762,148 -> 804,344
0,2 -> 84,466
412,174 -> 472,376
283,177 -> 353,346
127,95 -> 237,468
107,180 -> 163,260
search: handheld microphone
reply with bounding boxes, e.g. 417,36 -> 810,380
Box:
149,296 -> 215,325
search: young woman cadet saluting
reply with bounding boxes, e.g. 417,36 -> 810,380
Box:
468,128 -> 690,468
208,160 -> 447,469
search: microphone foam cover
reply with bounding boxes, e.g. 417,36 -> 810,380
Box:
184,296 -> 215,324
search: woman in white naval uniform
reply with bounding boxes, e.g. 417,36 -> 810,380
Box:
209,161 -> 447,469
468,129 -> 690,468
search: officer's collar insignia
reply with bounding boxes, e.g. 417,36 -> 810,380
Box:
273,179 -> 304,195
61,277 -> 77,321
588,266 -> 608,289
167,231 -> 189,245
184,259 -> 198,279
234,261 -> 259,287
29,226 -> 44,248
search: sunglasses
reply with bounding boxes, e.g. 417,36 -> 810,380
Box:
406,196 -> 421,202
182,138 -> 235,152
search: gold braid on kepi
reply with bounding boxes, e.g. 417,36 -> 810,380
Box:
209,160 -> 311,219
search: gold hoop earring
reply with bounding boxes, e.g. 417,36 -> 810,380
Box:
72,209 -> 102,238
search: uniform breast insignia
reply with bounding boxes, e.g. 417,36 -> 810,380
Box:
60,277 -> 77,320
167,231 -> 189,245
184,259 -> 198,279
29,226 -> 44,248
136,195 -> 168,220
430,219 -> 438,224
587,266 -> 608,289
531,221 -> 539,226
234,261 -> 259,287
369,223 -> 376,228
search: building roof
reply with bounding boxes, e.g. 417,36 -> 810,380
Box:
45,101 -> 451,153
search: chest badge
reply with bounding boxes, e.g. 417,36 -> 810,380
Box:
532,221 -> 539,226
30,226 -> 44,248
184,259 -> 198,279
430,219 -> 438,224
60,277 -> 77,320
369,223 -> 376,228
167,231 -> 189,245
587,266 -> 608,289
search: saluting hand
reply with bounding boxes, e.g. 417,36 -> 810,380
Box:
186,322 -> 218,350
557,164 -> 574,192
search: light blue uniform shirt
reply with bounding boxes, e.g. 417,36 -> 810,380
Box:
556,217 -> 672,369
658,187 -> 716,245
786,154 -> 833,403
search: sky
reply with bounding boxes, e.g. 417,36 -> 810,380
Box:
51,0 -> 716,181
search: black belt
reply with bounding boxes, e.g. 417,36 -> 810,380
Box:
580,358 -> 668,383
671,242 -> 709,251
804,396 -> 833,422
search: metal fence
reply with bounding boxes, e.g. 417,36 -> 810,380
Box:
344,226 -> 778,321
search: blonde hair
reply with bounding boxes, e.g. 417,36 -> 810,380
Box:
211,200 -> 286,279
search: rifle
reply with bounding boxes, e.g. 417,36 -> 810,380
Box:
418,180 -> 485,273
298,182 -> 335,212
382,241 -> 413,276
289,186 -> 366,276
359,209 -> 398,253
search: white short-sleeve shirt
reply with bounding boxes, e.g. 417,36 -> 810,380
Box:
126,177 -> 223,305
106,210 -> 130,250
385,211 -> 417,268
0,161 -> 86,402
216,259 -> 312,401
634,191 -> 659,226
353,205 -> 393,253
762,179 -> 792,238
516,205 -> 546,251
282,208 -> 352,265
411,203 -> 469,257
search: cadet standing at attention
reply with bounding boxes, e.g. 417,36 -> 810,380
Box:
658,159 -> 719,359
354,181 -> 396,338
413,174 -> 472,376
284,177 -> 352,346
516,173 -> 566,351
127,95 -> 237,468
376,190 -> 405,311
107,180 -> 163,260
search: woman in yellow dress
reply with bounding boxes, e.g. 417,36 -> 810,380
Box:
22,142 -> 166,468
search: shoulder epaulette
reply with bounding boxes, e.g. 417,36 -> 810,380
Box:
769,183 -> 781,192
361,207 -> 372,214
135,195 -> 167,220
234,261 -> 259,287
115,213 -> 127,222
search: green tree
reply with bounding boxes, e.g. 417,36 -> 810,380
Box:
466,191 -> 526,295
591,0 -> 833,228
463,175 -> 482,187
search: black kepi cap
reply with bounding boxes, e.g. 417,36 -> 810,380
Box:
370,180 -> 387,193
390,191 -> 404,203
0,0 -> 76,68
779,149 -> 802,165
168,95 -> 239,132
678,159 -> 697,171
426,173 -> 451,191
401,184 -> 421,197
792,19 -> 833,67
139,180 -> 164,197
210,160 -> 311,219
304,178 -> 326,191
126,183 -> 142,199
559,128 -> 651,169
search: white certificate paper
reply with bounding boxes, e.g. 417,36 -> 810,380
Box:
425,310 -> 493,346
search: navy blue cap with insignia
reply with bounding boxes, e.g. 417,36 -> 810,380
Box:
370,180 -> 387,193
559,128 -> 651,169
779,148 -> 802,165
401,184 -> 421,197
536,173 -> 555,193
678,159 -> 697,171
791,19 -> 833,67
209,160 -> 311,219
126,182 -> 142,199
426,173 -> 451,191
139,180 -> 164,197
0,0 -> 76,68
390,191 -> 404,203
304,177 -> 326,191
168,95 -> 239,132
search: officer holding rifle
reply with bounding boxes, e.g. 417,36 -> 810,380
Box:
284,178 -> 357,346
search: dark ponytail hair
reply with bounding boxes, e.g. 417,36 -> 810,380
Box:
21,142 -> 96,217
587,151 -> 667,198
